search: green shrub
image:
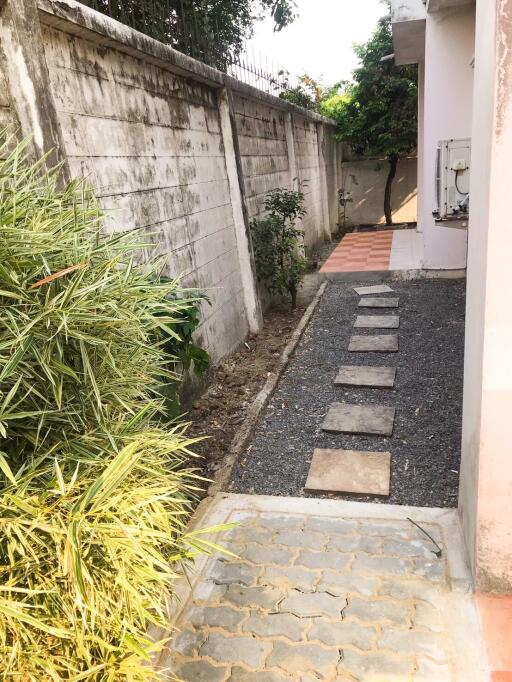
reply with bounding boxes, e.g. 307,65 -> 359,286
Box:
250,185 -> 307,309
0,138 -> 216,679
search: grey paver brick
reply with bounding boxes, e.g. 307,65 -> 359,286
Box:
328,533 -> 383,554
352,554 -> 411,576
280,589 -> 346,618
412,558 -> 446,583
243,611 -> 305,641
173,658 -> 228,682
344,597 -> 411,625
383,537 -> 439,559
412,601 -> 445,632
192,580 -> 226,603
305,516 -> 358,534
308,619 -> 376,650
227,525 -> 276,544
266,641 -> 340,676
413,658 -> 452,681
210,560 -> 261,586
298,549 -> 352,571
243,544 -> 296,566
257,514 -> 305,530
200,632 -> 272,668
316,571 -> 379,598
172,629 -> 206,656
187,605 -> 246,630
339,649 -> 414,679
379,578 -> 440,604
224,584 -> 284,610
358,521 -> 412,538
229,668 -> 290,681
260,565 -> 319,591
379,628 -> 449,661
274,529 -> 327,549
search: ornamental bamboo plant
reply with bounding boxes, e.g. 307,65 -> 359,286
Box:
0,137 -> 218,679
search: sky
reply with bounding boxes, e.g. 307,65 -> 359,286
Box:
246,0 -> 386,87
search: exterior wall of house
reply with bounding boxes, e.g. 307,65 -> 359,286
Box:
0,0 -> 341,365
340,156 -> 418,227
460,0 -> 512,593
420,5 -> 475,268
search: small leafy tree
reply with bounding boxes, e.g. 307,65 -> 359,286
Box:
251,186 -> 307,310
331,12 -> 418,225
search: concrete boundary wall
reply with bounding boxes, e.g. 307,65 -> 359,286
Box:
0,0 -> 342,363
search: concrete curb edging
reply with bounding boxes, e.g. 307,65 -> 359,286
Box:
207,281 -> 328,497
322,268 -> 467,282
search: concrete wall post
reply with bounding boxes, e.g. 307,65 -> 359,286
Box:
218,85 -> 263,334
284,111 -> 298,189
0,0 -> 69,178
316,122 -> 331,240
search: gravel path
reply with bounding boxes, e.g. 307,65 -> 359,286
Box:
229,279 -> 466,508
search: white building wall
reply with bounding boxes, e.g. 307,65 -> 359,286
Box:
420,5 -> 475,268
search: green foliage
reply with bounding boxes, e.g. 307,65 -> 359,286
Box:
251,186 -> 307,309
280,74 -> 342,113
85,0 -> 297,70
331,16 -> 418,160
0,137 -> 219,678
329,14 -> 417,223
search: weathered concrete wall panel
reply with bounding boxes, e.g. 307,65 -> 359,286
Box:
233,94 -> 290,222
41,23 -> 246,362
0,0 -> 340,365
341,156 -> 418,226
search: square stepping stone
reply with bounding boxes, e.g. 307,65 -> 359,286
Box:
335,365 -> 396,388
354,315 -> 399,329
353,284 -> 394,295
348,335 -> 399,352
305,448 -> 391,496
358,297 -> 399,308
322,403 -> 395,436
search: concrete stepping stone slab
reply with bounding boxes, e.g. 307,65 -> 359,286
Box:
354,315 -> 400,329
348,334 -> 399,352
305,448 -> 391,496
322,403 -> 395,436
358,297 -> 399,308
335,365 -> 396,388
353,284 -> 394,295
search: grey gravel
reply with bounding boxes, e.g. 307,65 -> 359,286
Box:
229,279 -> 465,507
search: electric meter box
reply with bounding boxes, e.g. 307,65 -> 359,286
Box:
434,138 -> 471,223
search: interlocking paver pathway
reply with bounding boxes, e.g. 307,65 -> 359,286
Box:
158,495 -> 487,681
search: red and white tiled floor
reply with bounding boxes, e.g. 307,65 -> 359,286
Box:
320,228 -> 423,275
